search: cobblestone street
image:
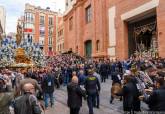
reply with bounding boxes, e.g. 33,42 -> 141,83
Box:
45,79 -> 123,114
44,78 -> 149,114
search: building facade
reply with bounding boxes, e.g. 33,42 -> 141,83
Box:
56,16 -> 65,54
107,0 -> 165,60
23,4 -> 58,56
64,0 -> 165,59
0,6 -> 6,35
64,0 -> 107,58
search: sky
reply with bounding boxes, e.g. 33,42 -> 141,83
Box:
0,0 -> 65,34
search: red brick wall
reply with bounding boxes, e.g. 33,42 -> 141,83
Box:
34,12 -> 39,43
44,14 -> 49,55
53,15 -> 56,55
64,0 -> 108,57
34,11 -> 57,56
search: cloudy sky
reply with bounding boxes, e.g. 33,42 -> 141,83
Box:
0,0 -> 65,34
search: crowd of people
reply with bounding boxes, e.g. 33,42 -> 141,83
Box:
0,53 -> 165,114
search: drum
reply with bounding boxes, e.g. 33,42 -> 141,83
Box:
111,83 -> 122,99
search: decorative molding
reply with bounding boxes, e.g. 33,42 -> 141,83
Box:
121,0 -> 159,21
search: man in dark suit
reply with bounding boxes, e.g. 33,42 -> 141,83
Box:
67,76 -> 86,114
100,61 -> 107,82
116,75 -> 141,114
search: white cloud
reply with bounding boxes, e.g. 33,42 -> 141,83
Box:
0,0 -> 65,34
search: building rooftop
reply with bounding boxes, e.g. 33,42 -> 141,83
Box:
25,3 -> 58,14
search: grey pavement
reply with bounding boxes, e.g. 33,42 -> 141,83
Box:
44,79 -> 148,114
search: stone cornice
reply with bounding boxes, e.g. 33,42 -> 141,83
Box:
64,0 -> 87,20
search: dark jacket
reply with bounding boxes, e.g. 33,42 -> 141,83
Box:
14,92 -> 41,114
0,92 -> 13,114
99,63 -> 107,75
117,82 -> 140,111
42,73 -> 55,93
111,71 -> 122,84
85,75 -> 101,95
67,82 -> 86,108
144,87 -> 165,111
78,74 -> 86,85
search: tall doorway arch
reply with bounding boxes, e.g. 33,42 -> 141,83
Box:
128,16 -> 158,58
84,40 -> 92,57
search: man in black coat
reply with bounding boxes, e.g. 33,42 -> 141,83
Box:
42,69 -> 55,109
99,61 -> 107,82
116,75 -> 140,114
67,76 -> 86,114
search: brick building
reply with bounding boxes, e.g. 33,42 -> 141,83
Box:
56,16 -> 65,54
23,3 -> 58,56
64,0 -> 107,58
107,0 -> 165,60
64,0 -> 165,60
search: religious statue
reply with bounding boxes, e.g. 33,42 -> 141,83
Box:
16,23 -> 23,46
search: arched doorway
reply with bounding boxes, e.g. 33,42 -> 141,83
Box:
84,40 -> 92,57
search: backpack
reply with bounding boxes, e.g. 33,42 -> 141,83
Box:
14,94 -> 33,114
45,75 -> 54,87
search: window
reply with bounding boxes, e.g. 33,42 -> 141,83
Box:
60,44 -> 62,50
69,17 -> 73,31
49,27 -> 53,36
25,12 -> 34,23
40,16 -> 45,25
49,36 -> 52,45
96,40 -> 100,52
49,17 -> 53,25
49,47 -> 52,51
76,46 -> 78,53
58,29 -> 63,37
40,27 -> 45,36
66,3 -> 68,7
58,45 -> 59,51
66,0 -> 68,7
62,43 -> 64,49
31,13 -> 34,22
86,5 -> 92,23
39,37 -> 44,45
24,23 -> 34,29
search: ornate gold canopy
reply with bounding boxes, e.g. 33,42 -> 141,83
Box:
15,48 -> 32,64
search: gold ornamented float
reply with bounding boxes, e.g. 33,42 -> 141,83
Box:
11,48 -> 34,68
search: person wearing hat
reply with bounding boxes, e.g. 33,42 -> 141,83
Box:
67,76 -> 86,114
85,69 -> 101,114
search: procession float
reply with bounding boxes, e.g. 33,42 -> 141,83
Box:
0,23 -> 45,69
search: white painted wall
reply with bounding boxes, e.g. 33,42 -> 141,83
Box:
108,6 -> 116,57
64,0 -> 77,15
